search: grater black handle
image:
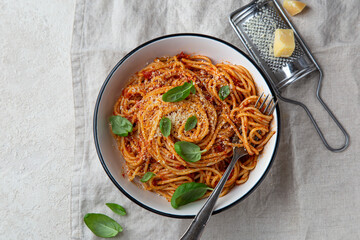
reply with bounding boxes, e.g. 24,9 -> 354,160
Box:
276,71 -> 350,152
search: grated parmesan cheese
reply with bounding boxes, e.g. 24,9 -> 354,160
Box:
166,110 -> 189,124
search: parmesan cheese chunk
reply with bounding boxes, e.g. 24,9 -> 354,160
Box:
283,0 -> 306,16
273,29 -> 295,57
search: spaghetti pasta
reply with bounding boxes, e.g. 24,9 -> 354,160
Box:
111,53 -> 275,202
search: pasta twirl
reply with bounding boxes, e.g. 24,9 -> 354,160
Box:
111,53 -> 275,202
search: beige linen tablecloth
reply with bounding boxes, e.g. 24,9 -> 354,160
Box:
71,1 -> 360,239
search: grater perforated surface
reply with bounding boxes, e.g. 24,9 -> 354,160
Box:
243,4 -> 305,72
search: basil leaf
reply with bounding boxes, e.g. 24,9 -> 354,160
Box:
141,172 -> 156,182
159,117 -> 171,137
83,213 -> 123,238
171,182 -> 213,209
185,115 -> 197,131
174,141 -> 204,162
109,115 -> 133,137
162,81 -> 195,102
190,85 -> 196,94
219,85 -> 230,100
106,203 -> 126,216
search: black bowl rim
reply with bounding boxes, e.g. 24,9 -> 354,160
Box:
93,33 -> 281,219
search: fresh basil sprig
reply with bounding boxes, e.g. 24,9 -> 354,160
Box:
106,203 -> 127,216
185,115 -> 197,131
174,141 -> 205,162
83,213 -> 123,238
109,115 -> 133,137
162,81 -> 196,102
171,182 -> 213,209
159,117 -> 171,137
141,172 -> 156,182
219,85 -> 230,100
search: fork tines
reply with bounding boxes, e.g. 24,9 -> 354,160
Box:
254,92 -> 277,115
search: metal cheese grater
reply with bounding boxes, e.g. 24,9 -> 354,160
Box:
229,0 -> 349,152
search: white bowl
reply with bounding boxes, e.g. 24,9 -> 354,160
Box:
93,33 -> 280,218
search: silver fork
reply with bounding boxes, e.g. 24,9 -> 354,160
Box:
180,93 -> 277,240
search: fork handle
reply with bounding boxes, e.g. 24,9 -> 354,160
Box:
180,150 -> 248,240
